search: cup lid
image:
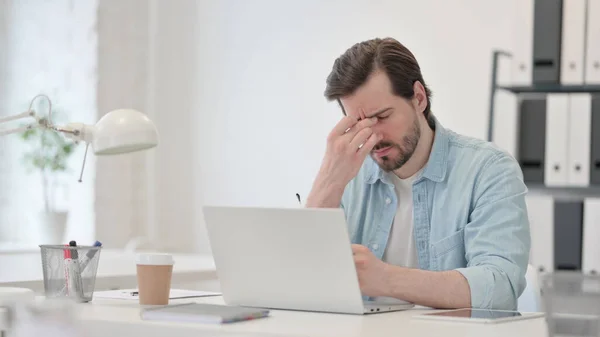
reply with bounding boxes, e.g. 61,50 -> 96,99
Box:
136,253 -> 174,266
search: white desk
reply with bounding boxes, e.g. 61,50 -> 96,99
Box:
74,296 -> 549,337
0,250 -> 549,336
0,250 -> 217,292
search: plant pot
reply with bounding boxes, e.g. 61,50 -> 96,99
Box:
36,211 -> 68,244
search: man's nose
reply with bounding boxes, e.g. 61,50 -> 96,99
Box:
370,122 -> 383,134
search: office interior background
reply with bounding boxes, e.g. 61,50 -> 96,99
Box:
1,0 -> 600,301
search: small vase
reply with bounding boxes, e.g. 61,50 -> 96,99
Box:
36,211 -> 68,245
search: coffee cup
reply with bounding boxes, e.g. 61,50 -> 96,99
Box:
135,253 -> 174,305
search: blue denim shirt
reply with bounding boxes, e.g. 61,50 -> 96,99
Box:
340,118 -> 531,310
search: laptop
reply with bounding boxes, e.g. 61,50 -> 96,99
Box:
203,205 -> 414,315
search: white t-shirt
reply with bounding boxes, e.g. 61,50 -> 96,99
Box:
381,170 -> 420,269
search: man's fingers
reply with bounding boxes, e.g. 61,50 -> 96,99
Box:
348,127 -> 373,151
357,132 -> 381,157
354,254 -> 368,268
351,244 -> 362,252
351,244 -> 369,254
343,117 -> 378,140
330,116 -> 359,138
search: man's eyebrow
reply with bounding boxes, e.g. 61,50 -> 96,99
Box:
364,107 -> 393,119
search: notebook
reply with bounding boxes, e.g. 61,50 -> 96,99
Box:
94,288 -> 221,300
140,302 -> 270,324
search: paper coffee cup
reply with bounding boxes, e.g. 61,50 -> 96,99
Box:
135,253 -> 175,305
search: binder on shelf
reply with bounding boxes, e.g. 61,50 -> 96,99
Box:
544,94 -> 570,186
511,0 -> 534,86
567,93 -> 592,186
518,98 -> 546,183
585,0 -> 600,85
532,0 -> 563,84
582,198 -> 600,274
591,95 -> 600,184
560,0 -> 587,85
491,91 -> 519,158
554,200 -> 584,271
526,195 -> 554,273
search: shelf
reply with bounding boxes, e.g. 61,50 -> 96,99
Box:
497,84 -> 600,94
525,184 -> 600,199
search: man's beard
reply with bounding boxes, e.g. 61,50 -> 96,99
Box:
372,118 -> 421,172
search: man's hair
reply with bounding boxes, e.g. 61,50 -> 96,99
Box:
324,37 -> 435,130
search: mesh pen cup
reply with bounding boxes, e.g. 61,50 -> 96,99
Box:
39,244 -> 102,302
542,271 -> 600,337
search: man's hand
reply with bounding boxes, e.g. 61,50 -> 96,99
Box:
306,116 -> 381,208
351,244 -> 472,308
352,244 -> 390,297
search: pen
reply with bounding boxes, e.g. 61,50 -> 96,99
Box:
69,240 -> 84,299
63,245 -> 76,298
79,240 -> 103,272
58,240 -> 102,297
296,193 -> 301,204
69,241 -> 79,261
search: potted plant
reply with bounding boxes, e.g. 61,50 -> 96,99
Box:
19,108 -> 75,244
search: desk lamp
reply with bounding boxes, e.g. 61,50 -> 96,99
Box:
0,94 -> 158,181
0,94 -> 158,307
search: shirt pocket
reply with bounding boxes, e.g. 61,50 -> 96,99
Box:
430,229 -> 466,270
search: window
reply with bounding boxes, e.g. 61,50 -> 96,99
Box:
0,0 -> 98,249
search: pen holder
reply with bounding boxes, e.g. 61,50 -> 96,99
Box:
541,271 -> 600,337
39,244 -> 102,302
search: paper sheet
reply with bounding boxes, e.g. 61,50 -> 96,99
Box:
94,289 -> 221,300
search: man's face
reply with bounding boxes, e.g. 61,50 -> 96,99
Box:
340,70 -> 424,172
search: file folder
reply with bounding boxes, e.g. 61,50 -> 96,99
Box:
560,0 -> 587,85
582,198 -> 600,274
567,93 -> 592,186
545,94 -> 569,186
591,95 -> 600,184
512,0 -> 534,86
554,200 -> 583,271
533,0 -> 563,84
518,98 -> 547,183
526,195 -> 554,273
491,91 -> 519,158
585,0 -> 600,84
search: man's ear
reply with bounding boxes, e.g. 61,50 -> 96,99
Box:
412,81 -> 427,114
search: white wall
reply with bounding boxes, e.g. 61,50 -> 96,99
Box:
147,0 -> 202,253
94,0 -> 152,249
0,1 -> 522,255
189,0 -> 518,253
94,0 -> 203,254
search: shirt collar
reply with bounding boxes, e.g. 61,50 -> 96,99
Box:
365,117 -> 449,185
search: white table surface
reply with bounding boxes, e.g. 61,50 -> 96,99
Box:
73,296 -> 550,337
0,249 -> 217,292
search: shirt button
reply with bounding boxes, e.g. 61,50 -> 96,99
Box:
372,244 -> 379,250
385,198 -> 391,204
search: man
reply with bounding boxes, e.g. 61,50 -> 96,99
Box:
305,37 -> 530,311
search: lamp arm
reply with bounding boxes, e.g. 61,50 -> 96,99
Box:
0,110 -> 36,124
55,122 -> 94,143
0,94 -> 54,137
53,122 -> 95,183
0,110 -> 40,137
0,123 -> 37,137
0,94 -> 95,183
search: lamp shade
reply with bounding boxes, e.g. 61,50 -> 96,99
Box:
91,109 -> 158,155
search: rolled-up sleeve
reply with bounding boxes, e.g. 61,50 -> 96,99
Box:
454,151 -> 531,310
